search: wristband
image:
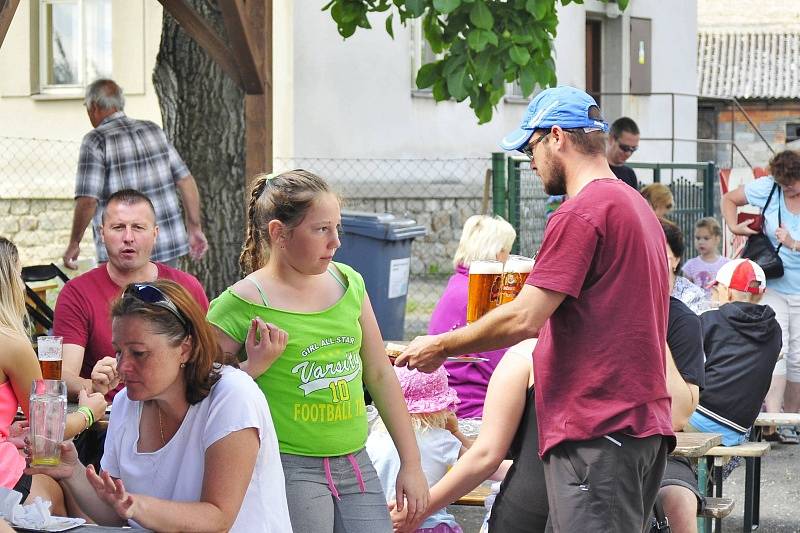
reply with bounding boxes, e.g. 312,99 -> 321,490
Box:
77,406 -> 95,428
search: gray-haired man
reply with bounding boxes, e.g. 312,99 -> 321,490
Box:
63,78 -> 208,269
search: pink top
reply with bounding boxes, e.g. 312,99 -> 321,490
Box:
0,380 -> 25,488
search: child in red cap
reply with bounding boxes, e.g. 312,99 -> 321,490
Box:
687,259 -> 782,445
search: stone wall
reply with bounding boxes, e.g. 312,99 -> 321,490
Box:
0,198 -> 94,267
2,194 -> 491,276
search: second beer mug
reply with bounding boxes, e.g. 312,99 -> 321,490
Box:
36,335 -> 63,380
498,255 -> 535,305
467,260 -> 503,323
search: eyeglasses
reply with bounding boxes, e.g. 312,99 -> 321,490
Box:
124,283 -> 189,331
522,132 -> 550,159
618,143 -> 638,154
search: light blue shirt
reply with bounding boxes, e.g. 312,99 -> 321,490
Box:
744,176 -> 800,294
689,411 -> 747,446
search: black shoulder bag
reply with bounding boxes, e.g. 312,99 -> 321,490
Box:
741,182 -> 784,279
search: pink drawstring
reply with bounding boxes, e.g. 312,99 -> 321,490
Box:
323,454 -> 366,501
323,457 -> 340,501
347,453 -> 366,494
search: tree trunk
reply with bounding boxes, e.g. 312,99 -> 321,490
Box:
153,0 -> 245,299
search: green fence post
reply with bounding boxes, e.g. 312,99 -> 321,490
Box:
704,162 -> 716,217
491,152 -> 507,219
507,159 -> 521,255
653,165 -> 661,184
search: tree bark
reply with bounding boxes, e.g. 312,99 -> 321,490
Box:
153,0 -> 245,299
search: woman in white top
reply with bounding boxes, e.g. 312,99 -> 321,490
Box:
26,280 -> 292,532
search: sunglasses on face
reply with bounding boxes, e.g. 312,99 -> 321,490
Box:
124,283 -> 189,331
618,143 -> 638,154
522,132 -> 550,159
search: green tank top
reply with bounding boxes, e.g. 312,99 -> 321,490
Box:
207,262 -> 368,456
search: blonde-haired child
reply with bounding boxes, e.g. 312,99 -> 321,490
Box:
367,366 -> 469,533
683,217 -> 729,297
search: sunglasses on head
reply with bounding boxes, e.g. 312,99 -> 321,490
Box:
618,143 -> 638,154
124,283 -> 189,331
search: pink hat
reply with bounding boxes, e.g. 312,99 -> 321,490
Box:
715,259 -> 766,295
394,366 -> 460,414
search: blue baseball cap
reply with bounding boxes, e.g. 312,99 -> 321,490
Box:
499,86 -> 609,152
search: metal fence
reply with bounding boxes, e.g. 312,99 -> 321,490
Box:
0,135 -> 494,338
498,156 -> 720,263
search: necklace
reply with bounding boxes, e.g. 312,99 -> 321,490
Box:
156,403 -> 165,446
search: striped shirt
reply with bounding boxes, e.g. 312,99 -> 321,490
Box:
75,112 -> 190,263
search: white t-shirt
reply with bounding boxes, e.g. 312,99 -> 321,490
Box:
102,366 -> 292,532
366,425 -> 461,529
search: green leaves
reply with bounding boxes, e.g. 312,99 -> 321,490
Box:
509,45 -> 531,66
321,0 -> 629,123
433,0 -> 461,14
526,0 -> 549,20
416,62 -> 440,89
466,29 -> 497,52
469,1 -> 494,29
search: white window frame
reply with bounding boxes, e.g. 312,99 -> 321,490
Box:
38,0 -> 111,95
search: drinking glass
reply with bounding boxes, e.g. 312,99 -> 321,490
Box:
36,336 -> 63,380
29,379 -> 67,466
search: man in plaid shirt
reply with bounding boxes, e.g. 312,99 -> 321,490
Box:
63,79 -> 208,269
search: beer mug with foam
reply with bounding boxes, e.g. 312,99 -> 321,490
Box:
467,260 -> 503,323
498,255 -> 535,305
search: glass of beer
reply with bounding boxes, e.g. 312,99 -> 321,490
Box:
29,379 -> 67,466
36,336 -> 63,380
467,260 -> 503,323
498,255 -> 535,305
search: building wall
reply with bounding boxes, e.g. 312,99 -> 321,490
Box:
289,0 -> 698,168
713,101 -> 800,169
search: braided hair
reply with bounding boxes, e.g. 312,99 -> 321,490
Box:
239,169 -> 333,275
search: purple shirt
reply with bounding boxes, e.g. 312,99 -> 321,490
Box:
682,255 -> 730,297
428,265 -> 507,419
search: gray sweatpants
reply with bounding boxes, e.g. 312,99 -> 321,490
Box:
543,433 -> 669,533
281,448 -> 392,533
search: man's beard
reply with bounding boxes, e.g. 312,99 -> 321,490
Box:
541,156 -> 567,196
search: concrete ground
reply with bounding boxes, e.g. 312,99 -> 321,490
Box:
449,442 -> 800,533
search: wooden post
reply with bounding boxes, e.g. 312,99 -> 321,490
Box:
244,0 -> 272,184
0,0 -> 21,48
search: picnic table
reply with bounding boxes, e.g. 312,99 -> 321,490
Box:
672,432 -> 722,457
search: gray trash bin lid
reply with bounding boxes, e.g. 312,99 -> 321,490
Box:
341,210 -> 427,241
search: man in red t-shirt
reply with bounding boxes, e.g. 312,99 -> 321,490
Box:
54,189 -> 208,402
396,86 -> 673,532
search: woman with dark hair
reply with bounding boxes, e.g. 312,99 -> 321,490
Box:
27,280 -> 291,532
722,149 -> 800,443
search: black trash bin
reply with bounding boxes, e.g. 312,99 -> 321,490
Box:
336,211 -> 427,341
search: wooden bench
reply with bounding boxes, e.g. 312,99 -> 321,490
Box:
454,484 -> 491,506
700,497 -> 735,519
705,441 -> 770,533
754,412 -> 800,429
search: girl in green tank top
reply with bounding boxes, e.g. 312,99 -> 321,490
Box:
207,170 -> 429,531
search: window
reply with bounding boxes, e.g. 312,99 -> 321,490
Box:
39,0 -> 111,92
410,21 -> 438,94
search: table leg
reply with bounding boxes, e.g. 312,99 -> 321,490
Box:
714,460 -> 724,533
753,457 -> 761,529
743,457 -> 754,532
698,457 -> 709,533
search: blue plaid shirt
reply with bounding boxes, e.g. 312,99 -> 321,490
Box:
75,112 -> 191,263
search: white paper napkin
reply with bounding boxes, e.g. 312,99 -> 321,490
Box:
0,486 -> 60,529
